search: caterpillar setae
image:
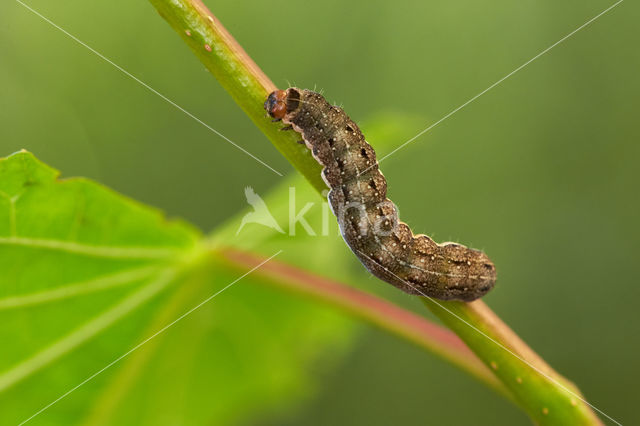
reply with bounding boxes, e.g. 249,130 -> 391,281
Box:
265,88 -> 496,301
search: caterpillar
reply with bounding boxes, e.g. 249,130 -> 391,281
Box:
265,88 -> 496,301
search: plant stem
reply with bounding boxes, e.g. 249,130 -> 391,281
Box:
148,0 -> 325,191
148,1 -> 604,424
423,298 -> 602,425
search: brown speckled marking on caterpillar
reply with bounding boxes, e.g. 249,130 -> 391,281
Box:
264,88 -> 496,301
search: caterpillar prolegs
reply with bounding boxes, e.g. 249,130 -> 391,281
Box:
265,88 -> 496,301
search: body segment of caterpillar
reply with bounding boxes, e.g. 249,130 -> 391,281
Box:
265,88 -> 496,301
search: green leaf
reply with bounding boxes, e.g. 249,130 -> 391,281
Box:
0,151 -> 353,425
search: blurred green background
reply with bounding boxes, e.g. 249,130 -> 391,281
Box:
1,0 -> 638,424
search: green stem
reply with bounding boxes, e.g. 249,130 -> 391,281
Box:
148,1 -> 603,424
148,0 -> 324,191
423,298 -> 602,425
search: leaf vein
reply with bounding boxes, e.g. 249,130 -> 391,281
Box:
0,268 -> 177,393
0,237 -> 182,259
0,266 -> 162,310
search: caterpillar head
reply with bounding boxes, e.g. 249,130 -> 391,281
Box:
264,88 -> 301,120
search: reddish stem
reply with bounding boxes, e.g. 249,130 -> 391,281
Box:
219,247 -> 510,398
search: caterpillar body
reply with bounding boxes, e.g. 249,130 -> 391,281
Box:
265,88 -> 496,301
